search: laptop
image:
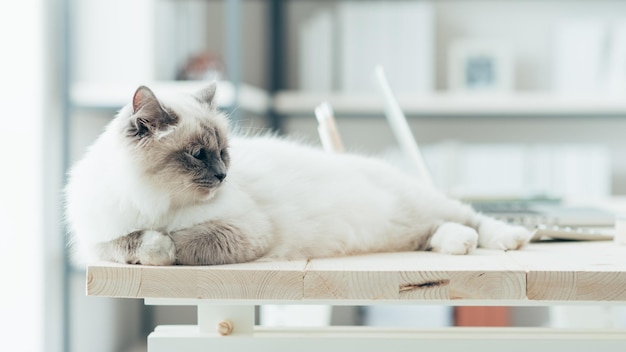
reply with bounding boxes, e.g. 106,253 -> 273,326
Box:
370,66 -> 615,241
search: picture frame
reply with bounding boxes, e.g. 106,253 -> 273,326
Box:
448,40 -> 514,93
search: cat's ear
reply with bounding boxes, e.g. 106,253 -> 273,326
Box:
133,85 -> 160,114
193,82 -> 217,109
128,86 -> 178,140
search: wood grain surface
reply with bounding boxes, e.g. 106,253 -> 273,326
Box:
87,242 -> 626,302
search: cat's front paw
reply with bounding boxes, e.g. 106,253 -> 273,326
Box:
135,230 -> 176,265
478,219 -> 532,251
430,222 -> 479,255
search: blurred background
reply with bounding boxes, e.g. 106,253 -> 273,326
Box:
3,0 -> 626,351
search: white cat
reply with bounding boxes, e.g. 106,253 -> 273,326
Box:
65,83 -> 531,266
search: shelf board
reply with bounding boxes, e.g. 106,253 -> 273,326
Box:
273,91 -> 626,117
71,85 -> 626,117
71,80 -> 271,115
87,241 -> 626,302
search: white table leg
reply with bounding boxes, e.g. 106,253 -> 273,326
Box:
147,302 -> 255,352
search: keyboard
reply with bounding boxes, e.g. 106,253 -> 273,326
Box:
470,200 -> 615,242
532,225 -> 614,242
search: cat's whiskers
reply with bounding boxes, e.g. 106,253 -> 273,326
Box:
225,105 -> 241,118
229,120 -> 273,138
167,181 -> 197,197
222,179 -> 247,197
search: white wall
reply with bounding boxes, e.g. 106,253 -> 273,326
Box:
72,0 -> 156,84
0,1 -> 46,351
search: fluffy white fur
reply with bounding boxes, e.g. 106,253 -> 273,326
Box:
65,85 -> 531,266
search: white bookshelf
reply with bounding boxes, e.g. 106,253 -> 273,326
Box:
72,82 -> 626,117
71,80 -> 271,115
274,91 -> 626,116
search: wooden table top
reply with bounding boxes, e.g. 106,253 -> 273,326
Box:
86,241 -> 626,303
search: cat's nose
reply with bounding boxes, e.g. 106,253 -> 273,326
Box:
215,173 -> 227,182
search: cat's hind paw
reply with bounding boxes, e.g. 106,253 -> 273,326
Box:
430,222 -> 479,255
135,230 -> 176,265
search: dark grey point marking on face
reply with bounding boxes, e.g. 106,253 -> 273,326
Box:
125,84 -> 232,204
173,124 -> 230,189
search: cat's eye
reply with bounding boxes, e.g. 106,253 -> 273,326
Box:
191,149 -> 206,160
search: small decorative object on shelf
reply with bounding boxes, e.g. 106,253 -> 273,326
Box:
177,51 -> 226,82
448,39 -> 514,94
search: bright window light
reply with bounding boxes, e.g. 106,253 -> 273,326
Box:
0,1 -> 45,351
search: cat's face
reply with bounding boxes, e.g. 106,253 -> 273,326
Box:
124,83 -> 230,203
